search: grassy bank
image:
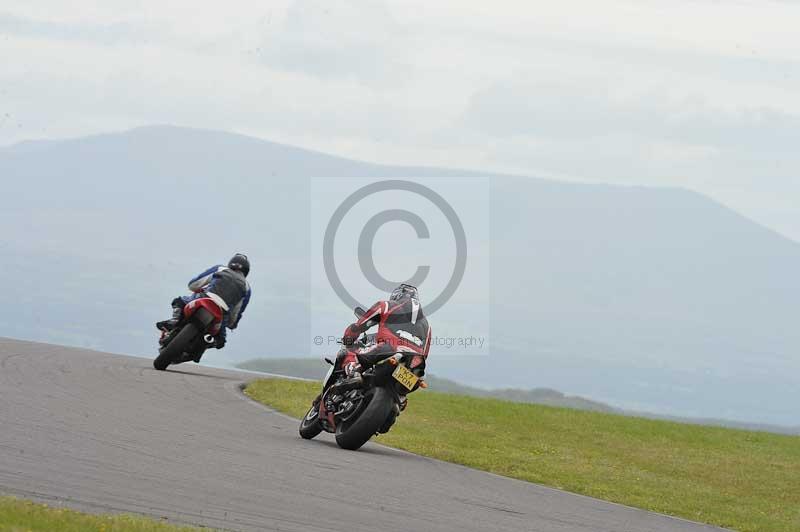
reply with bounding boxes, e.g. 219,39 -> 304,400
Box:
237,357 -> 615,412
245,378 -> 800,532
0,497 -> 199,531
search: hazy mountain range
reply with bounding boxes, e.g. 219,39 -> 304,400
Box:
3,125 -> 798,427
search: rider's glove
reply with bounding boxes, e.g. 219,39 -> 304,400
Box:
343,361 -> 361,377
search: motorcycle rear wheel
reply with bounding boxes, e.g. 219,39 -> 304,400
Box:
153,323 -> 198,371
335,387 -> 394,450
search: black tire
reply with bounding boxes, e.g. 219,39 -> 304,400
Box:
299,405 -> 323,440
154,323 -> 199,371
335,387 -> 395,450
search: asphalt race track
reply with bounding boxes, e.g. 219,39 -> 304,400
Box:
0,338 -> 726,531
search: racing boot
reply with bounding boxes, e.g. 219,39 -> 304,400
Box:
156,297 -> 186,333
398,394 -> 408,412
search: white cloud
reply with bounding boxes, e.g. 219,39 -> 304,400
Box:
464,78 -> 800,150
257,0 -> 410,85
1,0 -> 799,240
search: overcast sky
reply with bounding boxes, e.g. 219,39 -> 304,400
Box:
2,0 -> 799,241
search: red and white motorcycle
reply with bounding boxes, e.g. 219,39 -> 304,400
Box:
299,307 -> 427,450
153,297 -> 223,371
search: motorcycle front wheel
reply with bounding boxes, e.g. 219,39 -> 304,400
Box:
299,405 -> 323,440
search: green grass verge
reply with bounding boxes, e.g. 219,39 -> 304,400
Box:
0,497 -> 200,531
245,378 -> 800,532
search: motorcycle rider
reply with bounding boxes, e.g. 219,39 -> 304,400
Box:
156,253 -> 252,352
335,283 -> 431,410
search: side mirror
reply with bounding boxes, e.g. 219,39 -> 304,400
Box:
354,306 -> 366,318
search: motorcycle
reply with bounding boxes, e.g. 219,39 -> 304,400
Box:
299,307 -> 427,450
153,297 -> 222,371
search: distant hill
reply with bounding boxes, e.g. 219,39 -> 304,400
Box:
3,125 -> 799,425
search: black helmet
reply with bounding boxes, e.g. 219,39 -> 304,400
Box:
389,283 -> 419,302
228,253 -> 250,277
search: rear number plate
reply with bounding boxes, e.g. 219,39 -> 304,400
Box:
392,364 -> 419,391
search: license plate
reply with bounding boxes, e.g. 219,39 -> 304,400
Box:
392,364 -> 419,391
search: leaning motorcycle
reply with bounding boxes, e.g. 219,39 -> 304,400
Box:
153,297 -> 222,371
299,307 -> 427,450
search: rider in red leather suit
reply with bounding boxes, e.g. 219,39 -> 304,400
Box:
339,284 -> 431,401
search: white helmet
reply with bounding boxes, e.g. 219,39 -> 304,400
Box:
389,283 -> 419,302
